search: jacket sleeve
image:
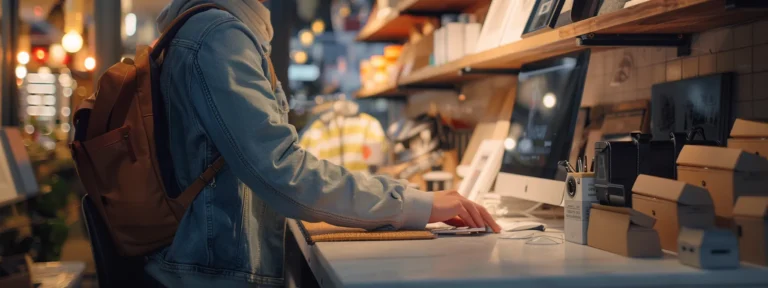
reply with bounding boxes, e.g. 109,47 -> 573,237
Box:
188,20 -> 433,230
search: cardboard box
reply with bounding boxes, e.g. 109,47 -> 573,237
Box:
587,204 -> 663,258
678,227 -> 740,269
632,174 -> 715,251
728,119 -> 768,159
733,196 -> 768,266
676,145 -> 768,222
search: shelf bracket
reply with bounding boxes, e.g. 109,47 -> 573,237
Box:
458,67 -> 520,76
725,0 -> 768,9
398,83 -> 460,93
577,33 -> 692,57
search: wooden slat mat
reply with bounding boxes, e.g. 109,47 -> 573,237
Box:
297,221 -> 436,245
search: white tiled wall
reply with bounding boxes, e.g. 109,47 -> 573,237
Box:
582,19 -> 768,120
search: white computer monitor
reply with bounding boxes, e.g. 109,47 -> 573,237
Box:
494,51 -> 590,207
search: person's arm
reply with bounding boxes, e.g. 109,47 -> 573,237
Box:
189,20 -> 432,230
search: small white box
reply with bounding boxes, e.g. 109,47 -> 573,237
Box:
445,23 -> 465,62
678,227 -> 740,269
565,173 -> 597,245
464,23 -> 481,56
434,28 -> 446,65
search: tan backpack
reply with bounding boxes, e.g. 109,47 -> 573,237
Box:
70,4 -> 278,256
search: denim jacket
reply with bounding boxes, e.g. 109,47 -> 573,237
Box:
144,6 -> 433,288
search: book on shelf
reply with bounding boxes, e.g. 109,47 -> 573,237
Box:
464,23 -> 481,57
445,23 -> 465,62
500,0 -> 537,46
474,0 -> 514,54
434,27 -> 446,65
555,0 -> 575,27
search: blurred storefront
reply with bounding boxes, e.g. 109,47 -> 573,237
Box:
0,0 -> 167,284
0,0 -> 401,279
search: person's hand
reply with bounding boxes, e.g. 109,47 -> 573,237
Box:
429,190 -> 501,233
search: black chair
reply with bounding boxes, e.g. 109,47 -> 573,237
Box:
81,195 -> 161,288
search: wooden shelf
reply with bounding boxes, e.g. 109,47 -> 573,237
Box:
398,0 -> 491,14
357,0 -> 488,42
357,12 -> 428,42
399,0 -> 768,86
355,84 -> 402,98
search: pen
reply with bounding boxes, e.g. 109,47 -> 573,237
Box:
558,160 -> 575,173
576,158 -> 582,173
590,156 -> 595,172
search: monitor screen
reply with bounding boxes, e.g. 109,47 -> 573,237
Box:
499,51 -> 590,181
650,73 -> 733,145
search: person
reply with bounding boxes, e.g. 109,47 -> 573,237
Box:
147,0 -> 501,287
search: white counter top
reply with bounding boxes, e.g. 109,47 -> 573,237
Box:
287,219 -> 768,288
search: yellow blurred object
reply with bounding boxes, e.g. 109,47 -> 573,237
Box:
311,19 -> 326,35
360,59 -> 372,74
292,50 -> 308,64
370,55 -> 386,69
384,45 -> 403,60
340,5 -> 351,18
299,29 -> 315,47
49,44 -> 67,65
360,59 -> 372,84
373,71 -> 388,85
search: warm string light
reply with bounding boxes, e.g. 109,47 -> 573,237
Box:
17,52 -> 30,65
62,31 -> 84,53
311,19 -> 325,34
299,29 -> 314,47
84,57 -> 96,71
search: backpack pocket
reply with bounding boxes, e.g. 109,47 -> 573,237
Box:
80,124 -> 178,246
82,125 -> 137,192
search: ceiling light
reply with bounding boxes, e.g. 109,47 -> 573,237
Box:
17,52 -> 30,65
84,57 -> 96,71
62,31 -> 84,53
15,66 -> 28,79
125,13 -> 137,37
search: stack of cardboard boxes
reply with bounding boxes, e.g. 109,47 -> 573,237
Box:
584,119 -> 768,267
676,145 -> 768,228
631,175 -> 715,251
733,197 -> 768,266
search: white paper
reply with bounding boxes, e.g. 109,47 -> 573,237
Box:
500,0 -> 538,45
475,0 -> 515,53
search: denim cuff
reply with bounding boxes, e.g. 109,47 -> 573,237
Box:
400,188 -> 433,230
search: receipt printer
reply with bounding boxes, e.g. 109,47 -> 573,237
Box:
565,172 -> 597,245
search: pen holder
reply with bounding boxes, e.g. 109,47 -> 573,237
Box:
564,172 -> 596,245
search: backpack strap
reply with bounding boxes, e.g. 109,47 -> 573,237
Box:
169,8 -> 281,212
